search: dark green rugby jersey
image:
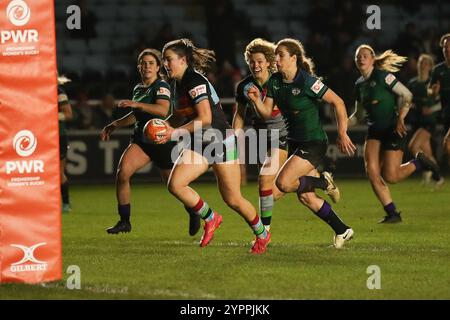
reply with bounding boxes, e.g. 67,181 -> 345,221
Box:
430,62 -> 450,122
131,78 -> 171,137
266,70 -> 328,142
408,77 -> 439,127
355,68 -> 399,130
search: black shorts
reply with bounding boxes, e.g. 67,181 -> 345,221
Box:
131,135 -> 176,170
416,122 -> 436,134
60,135 -> 68,160
287,139 -> 328,169
367,126 -> 406,151
187,133 -> 238,164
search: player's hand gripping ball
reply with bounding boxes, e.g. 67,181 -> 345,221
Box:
144,118 -> 167,143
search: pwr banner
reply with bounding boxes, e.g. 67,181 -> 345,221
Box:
0,0 -> 61,283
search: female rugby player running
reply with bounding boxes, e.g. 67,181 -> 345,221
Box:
407,54 -> 443,187
248,38 -> 356,248
102,49 -> 200,236
158,39 -> 271,254
354,44 -> 442,223
233,38 -> 288,232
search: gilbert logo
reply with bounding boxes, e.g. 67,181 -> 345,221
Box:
6,0 -> 31,27
13,130 -> 37,157
10,243 -> 48,272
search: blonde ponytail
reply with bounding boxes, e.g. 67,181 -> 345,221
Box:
356,44 -> 407,73
374,50 -> 407,73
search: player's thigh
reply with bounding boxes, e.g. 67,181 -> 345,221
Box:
259,147 -> 288,177
411,128 -> 430,148
276,154 -> 315,189
168,149 -> 209,189
212,160 -> 243,203
118,143 -> 151,177
381,149 -> 404,179
364,139 -> 382,175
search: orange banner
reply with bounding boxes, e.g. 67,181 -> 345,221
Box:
0,0 -> 61,283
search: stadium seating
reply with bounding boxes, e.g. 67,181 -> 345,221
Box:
55,0 -> 449,102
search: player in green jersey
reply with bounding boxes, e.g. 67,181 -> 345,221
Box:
429,33 -> 450,171
233,38 -> 289,233
408,54 -> 443,186
248,38 -> 356,249
355,44 -> 442,224
101,49 -> 200,236
57,75 -> 73,213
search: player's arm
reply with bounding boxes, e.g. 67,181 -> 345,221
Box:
247,85 -> 274,120
172,99 -> 212,135
117,99 -> 170,118
118,83 -> 171,118
232,102 -> 246,131
392,81 -> 413,137
427,67 -> 440,97
322,89 -> 356,156
58,93 -> 73,121
100,111 -> 136,141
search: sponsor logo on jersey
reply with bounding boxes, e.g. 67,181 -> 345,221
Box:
189,84 -> 207,99
10,242 -> 48,273
311,80 -> 324,94
292,88 -> 301,95
385,73 -> 396,85
158,87 -> 171,97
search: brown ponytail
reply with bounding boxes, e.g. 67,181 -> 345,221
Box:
162,38 -> 216,75
276,38 -> 316,76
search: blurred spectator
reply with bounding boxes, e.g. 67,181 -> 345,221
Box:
93,93 -> 116,129
422,27 -> 442,59
306,2 -> 331,34
395,22 -> 424,57
73,90 -> 95,129
204,0 -> 237,68
328,55 -> 360,116
305,32 -> 331,76
150,23 -> 176,51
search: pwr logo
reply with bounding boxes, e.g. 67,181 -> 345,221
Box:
10,243 -> 48,273
6,0 -> 31,26
13,130 -> 37,157
1,0 -> 39,53
6,130 -> 44,175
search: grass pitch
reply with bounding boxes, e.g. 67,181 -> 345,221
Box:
1,179 -> 449,299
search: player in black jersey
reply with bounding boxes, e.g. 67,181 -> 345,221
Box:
57,75 -> 73,213
429,33 -> 450,172
407,54 -> 443,187
159,39 -> 271,254
101,49 -> 200,236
